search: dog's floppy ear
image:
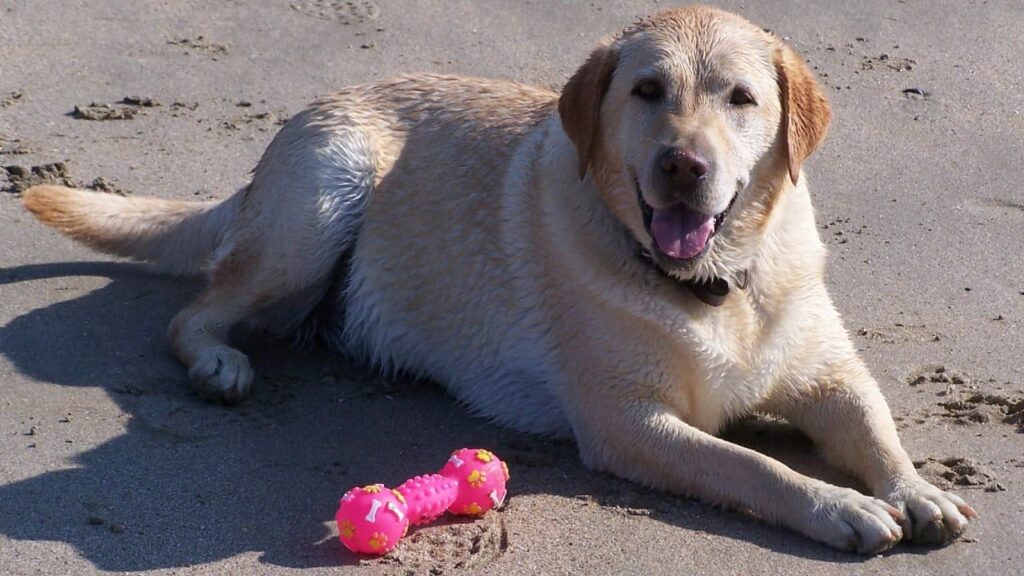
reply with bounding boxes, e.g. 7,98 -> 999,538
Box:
559,44 -> 618,180
774,41 -> 831,185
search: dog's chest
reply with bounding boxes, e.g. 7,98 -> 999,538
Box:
654,288 -> 802,433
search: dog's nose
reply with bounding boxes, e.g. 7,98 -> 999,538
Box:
658,147 -> 709,195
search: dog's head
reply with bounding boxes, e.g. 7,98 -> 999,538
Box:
559,7 -> 830,281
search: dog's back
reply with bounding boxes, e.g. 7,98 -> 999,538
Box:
23,75 -> 569,430
23,75 -> 555,278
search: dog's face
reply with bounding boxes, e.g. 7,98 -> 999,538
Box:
560,7 -> 830,281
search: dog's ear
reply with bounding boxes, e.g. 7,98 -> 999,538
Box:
559,45 -> 618,180
774,41 -> 831,185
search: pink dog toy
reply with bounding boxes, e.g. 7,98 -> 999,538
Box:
335,448 -> 509,555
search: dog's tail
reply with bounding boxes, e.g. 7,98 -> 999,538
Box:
22,185 -> 242,276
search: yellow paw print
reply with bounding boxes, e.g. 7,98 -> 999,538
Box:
467,469 -> 486,488
475,450 -> 494,463
501,461 -> 510,481
391,488 -> 406,504
338,520 -> 356,539
368,532 -> 388,550
361,484 -> 383,494
462,502 -> 483,515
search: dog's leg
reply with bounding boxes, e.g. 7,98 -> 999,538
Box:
168,127 -> 376,402
767,359 -> 977,546
167,257 -> 262,403
570,395 -> 905,554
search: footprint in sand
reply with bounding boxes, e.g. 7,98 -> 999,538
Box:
966,197 -> 1024,218
914,457 -> 1006,493
291,0 -> 380,24
375,514 -> 507,574
905,365 -> 1024,429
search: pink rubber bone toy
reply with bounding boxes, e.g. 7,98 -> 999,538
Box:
335,448 -> 509,555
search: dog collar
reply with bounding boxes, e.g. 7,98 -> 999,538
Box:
637,247 -> 746,307
684,275 -> 731,307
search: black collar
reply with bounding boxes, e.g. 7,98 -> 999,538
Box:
637,247 -> 746,307
684,275 -> 733,307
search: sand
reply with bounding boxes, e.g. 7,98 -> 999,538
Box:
1,1 -> 1022,574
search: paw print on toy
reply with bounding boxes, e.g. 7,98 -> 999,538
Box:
467,469 -> 487,488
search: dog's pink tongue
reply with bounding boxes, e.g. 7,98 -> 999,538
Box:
650,205 -> 715,260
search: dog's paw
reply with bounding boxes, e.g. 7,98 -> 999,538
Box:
802,484 -> 904,554
882,475 -> 976,546
187,346 -> 254,404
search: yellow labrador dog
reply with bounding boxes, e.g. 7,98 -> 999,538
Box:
23,6 -> 974,554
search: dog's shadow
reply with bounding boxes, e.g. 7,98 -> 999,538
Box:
0,262 -> 887,571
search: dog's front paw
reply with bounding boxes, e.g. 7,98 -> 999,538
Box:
187,346 -> 254,404
801,483 -> 904,554
882,475 -> 976,546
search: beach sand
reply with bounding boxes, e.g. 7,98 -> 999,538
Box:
1,1 -> 1022,574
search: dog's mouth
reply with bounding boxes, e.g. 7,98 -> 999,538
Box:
636,180 -> 735,264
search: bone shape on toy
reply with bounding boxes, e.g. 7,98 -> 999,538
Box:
335,448 -> 509,555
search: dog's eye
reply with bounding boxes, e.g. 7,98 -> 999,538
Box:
729,87 -> 756,106
632,80 -> 664,101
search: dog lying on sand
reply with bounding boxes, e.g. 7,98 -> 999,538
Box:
23,5 -> 975,553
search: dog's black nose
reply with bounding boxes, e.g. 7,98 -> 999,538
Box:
658,147 -> 709,195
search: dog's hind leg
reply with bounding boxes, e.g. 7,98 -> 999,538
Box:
168,127 -> 376,402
